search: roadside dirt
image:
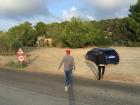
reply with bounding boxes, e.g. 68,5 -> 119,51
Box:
0,47 -> 140,83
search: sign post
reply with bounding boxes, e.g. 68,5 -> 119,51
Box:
16,48 -> 25,68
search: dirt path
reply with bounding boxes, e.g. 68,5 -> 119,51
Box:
0,47 -> 140,83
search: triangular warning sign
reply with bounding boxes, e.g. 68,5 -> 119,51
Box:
17,48 -> 24,55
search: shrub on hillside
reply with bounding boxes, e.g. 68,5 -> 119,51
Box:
127,42 -> 140,47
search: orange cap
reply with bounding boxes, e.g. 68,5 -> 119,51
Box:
65,48 -> 71,54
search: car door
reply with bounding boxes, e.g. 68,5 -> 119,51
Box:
90,50 -> 96,62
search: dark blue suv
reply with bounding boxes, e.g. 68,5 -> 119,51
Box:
86,48 -> 119,64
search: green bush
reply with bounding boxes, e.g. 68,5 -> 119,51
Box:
127,42 -> 140,47
0,22 -> 37,55
0,33 -> 22,55
7,60 -> 28,68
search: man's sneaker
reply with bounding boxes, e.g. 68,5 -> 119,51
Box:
65,86 -> 68,92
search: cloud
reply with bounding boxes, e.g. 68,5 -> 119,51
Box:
82,0 -> 138,20
85,0 -> 137,10
0,0 -> 138,30
0,0 -> 63,30
62,6 -> 79,20
61,0 -> 138,21
0,0 -> 51,19
62,6 -> 95,21
86,15 -> 94,21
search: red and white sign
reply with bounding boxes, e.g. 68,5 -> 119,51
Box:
16,48 -> 25,63
17,48 -> 24,56
18,55 -> 25,62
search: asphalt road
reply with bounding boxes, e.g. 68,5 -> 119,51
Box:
0,68 -> 139,105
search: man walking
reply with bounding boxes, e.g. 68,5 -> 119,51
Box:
96,51 -> 106,80
58,49 -> 75,91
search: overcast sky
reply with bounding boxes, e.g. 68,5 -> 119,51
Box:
0,0 -> 137,30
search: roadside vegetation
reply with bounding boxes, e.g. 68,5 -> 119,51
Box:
0,0 -> 140,55
6,60 -> 28,68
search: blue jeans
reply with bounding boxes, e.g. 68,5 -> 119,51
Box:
65,70 -> 72,86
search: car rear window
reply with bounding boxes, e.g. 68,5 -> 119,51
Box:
103,50 -> 117,55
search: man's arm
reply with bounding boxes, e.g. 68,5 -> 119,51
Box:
58,57 -> 64,70
73,58 -> 76,70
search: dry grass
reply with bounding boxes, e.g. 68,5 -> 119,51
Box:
0,47 -> 140,83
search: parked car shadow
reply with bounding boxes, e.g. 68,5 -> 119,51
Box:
85,60 -> 98,79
